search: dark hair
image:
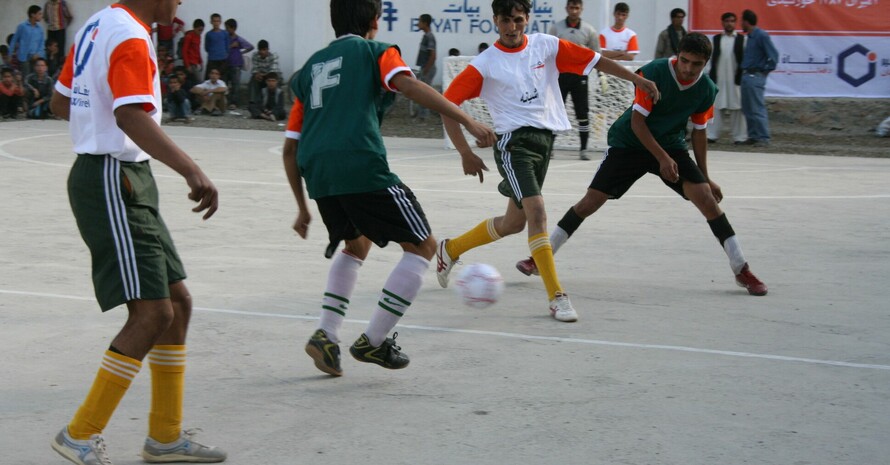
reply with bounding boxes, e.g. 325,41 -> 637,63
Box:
742,9 -> 757,25
1,68 -> 13,77
258,39 -> 269,50
0,45 -> 8,55
209,67 -> 221,74
265,72 -> 279,81
33,57 -> 47,66
679,32 -> 712,60
448,47 -> 460,56
671,8 -> 685,18
193,19 -> 205,28
566,0 -> 582,5
478,42 -> 489,52
492,0 -> 531,17
721,12 -> 736,21
331,0 -> 382,37
46,38 -> 58,46
28,5 -> 41,17
173,65 -> 187,74
168,75 -> 180,84
225,19 -> 237,29
210,13 -> 221,20
419,14 -> 432,25
614,2 -> 629,13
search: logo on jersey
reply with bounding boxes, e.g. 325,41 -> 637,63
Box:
74,20 -> 100,78
310,57 -> 342,109
519,88 -> 539,103
531,61 -> 545,70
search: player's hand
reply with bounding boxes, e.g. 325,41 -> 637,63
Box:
185,170 -> 219,220
466,121 -> 496,148
709,180 -> 723,203
461,152 -> 489,183
658,157 -> 679,184
636,76 -> 660,104
293,210 -> 311,238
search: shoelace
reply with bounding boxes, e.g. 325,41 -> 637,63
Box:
389,332 -> 402,352
90,436 -> 113,465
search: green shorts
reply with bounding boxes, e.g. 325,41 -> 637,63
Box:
493,127 -> 554,208
67,154 -> 186,311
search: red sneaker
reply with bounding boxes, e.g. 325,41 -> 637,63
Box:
735,264 -> 768,296
515,256 -> 539,276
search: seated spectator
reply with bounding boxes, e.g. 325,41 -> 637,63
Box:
24,57 -> 53,119
448,47 -> 460,57
165,75 -> 191,122
190,68 -> 228,116
172,65 -> 198,108
249,40 -> 280,104
0,68 -> 24,119
249,72 -> 285,121
44,38 -> 63,78
1,44 -> 14,70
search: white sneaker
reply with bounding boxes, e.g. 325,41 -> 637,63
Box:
51,427 -> 113,465
549,292 -> 578,322
142,429 -> 227,463
436,239 -> 457,288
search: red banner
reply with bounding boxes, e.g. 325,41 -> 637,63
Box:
689,0 -> 890,36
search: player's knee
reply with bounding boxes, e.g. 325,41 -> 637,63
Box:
410,236 -> 437,260
500,216 -> 526,235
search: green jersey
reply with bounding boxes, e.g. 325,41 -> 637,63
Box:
293,35 -> 402,198
607,58 -> 717,151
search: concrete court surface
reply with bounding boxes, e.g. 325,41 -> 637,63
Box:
1,120 -> 888,465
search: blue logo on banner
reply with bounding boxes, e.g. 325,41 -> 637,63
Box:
382,1 -> 398,32
837,44 -> 877,87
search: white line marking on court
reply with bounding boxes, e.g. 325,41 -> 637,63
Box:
3,288 -> 888,372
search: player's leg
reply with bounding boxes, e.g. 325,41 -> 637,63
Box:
571,76 -> 591,160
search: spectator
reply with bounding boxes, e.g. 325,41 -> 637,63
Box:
0,68 -> 24,119
249,40 -> 280,103
224,18 -> 254,109
43,0 -> 73,57
155,15 -> 184,56
478,42 -> 489,53
654,8 -> 687,59
740,9 -> 779,146
173,65 -> 199,108
708,12 -> 747,144
448,48 -> 460,57
1,45 -> 14,71
414,14 -> 437,119
191,68 -> 228,116
25,57 -> 53,119
166,75 -> 192,122
599,2 -> 638,60
204,13 -> 229,79
249,72 -> 285,121
182,19 -> 204,84
11,5 -> 46,77
44,38 -> 63,78
157,44 -> 175,78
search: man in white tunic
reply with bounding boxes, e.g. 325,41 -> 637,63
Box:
707,12 -> 746,144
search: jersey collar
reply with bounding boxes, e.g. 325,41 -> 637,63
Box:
111,4 -> 151,33
494,35 -> 528,53
668,57 -> 703,90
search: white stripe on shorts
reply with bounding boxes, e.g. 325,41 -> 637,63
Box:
103,156 -> 140,301
387,185 -> 429,241
497,132 -> 523,201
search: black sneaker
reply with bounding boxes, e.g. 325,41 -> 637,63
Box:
305,329 -> 342,376
349,332 -> 410,369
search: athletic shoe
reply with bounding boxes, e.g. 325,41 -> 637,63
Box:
51,428 -> 113,465
436,239 -> 457,288
142,429 -> 227,463
305,329 -> 343,376
579,149 -> 590,161
515,256 -> 540,276
349,333 -> 409,369
210,109 -> 222,117
549,292 -> 578,322
735,264 -> 768,296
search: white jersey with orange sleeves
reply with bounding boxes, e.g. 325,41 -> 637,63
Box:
54,5 -> 160,162
599,26 -> 639,55
444,33 -> 599,134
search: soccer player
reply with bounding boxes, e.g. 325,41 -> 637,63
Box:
49,1 -> 226,464
438,0 -> 660,323
283,0 -> 496,376
515,33 -> 768,297
599,2 -> 638,61
548,0 -> 601,160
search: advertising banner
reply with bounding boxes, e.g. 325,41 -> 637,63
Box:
689,0 -> 890,97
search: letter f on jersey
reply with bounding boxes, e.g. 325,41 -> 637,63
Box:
310,57 -> 343,109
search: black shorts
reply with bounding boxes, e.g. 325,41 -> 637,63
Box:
316,183 -> 431,255
589,147 -> 708,199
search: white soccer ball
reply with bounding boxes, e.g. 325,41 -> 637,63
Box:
454,263 -> 505,309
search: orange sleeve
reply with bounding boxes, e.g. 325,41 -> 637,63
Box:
285,97 -> 304,139
107,38 -> 156,112
443,65 -> 483,105
632,71 -> 653,115
57,46 -> 76,90
599,34 -> 607,49
691,105 -> 715,127
627,35 -> 640,54
556,39 -> 599,75
378,47 -> 412,92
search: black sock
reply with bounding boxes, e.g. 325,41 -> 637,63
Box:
557,207 -> 585,237
707,213 -> 735,246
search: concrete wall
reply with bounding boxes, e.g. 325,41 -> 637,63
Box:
1,0 -> 687,84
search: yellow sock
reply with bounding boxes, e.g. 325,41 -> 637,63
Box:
446,218 -> 501,259
529,233 -> 563,300
148,345 -> 186,443
68,350 -> 141,440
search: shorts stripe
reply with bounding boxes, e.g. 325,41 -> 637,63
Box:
387,185 -> 429,241
102,157 -> 140,301
498,132 -> 523,201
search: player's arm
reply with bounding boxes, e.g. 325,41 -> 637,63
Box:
436,64 -> 494,183
282,99 -> 311,238
628,79 -> 678,182
50,46 -> 76,120
690,106 -> 722,202
557,39 -> 659,102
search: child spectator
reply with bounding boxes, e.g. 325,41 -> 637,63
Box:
155,15 -> 184,55
43,0 -> 73,55
190,68 -> 228,116
249,72 -> 285,121
448,47 -> 460,56
224,18 -> 254,109
182,19 -> 204,84
172,65 -> 199,108
248,40 -> 280,103
11,5 -> 46,77
1,45 -> 14,70
0,68 -> 24,119
44,38 -> 63,79
204,13 -> 229,79
166,75 -> 191,122
25,57 -> 53,118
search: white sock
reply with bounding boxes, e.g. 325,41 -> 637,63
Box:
723,236 -> 747,275
365,252 -> 430,347
318,251 -> 363,343
550,226 -> 569,254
